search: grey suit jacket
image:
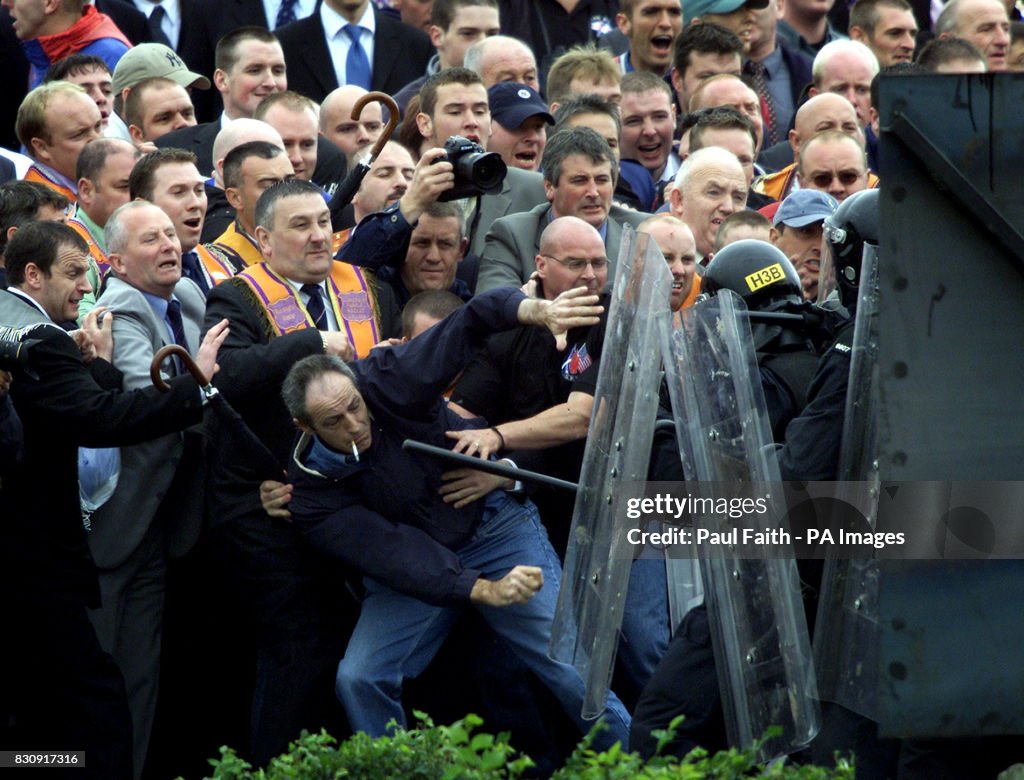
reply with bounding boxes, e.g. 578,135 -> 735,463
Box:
476,202 -> 646,293
469,167 -> 548,258
88,277 -> 207,570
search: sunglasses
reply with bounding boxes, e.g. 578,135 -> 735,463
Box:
809,170 -> 865,189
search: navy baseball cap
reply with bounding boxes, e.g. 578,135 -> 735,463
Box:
773,189 -> 839,228
487,82 -> 555,130
685,0 -> 770,23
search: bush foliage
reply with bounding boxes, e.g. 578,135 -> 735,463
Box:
198,713 -> 854,780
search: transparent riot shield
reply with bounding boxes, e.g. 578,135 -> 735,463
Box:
813,245 -> 881,721
549,228 -> 672,720
665,557 -> 704,634
663,290 -> 819,760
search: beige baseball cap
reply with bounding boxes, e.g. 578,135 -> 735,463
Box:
112,44 -> 211,94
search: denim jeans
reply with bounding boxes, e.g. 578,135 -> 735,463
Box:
618,558 -> 671,706
335,494 -> 632,750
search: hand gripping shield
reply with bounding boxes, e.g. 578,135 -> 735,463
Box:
549,228 -> 671,720
813,244 -> 882,721
663,290 -> 819,760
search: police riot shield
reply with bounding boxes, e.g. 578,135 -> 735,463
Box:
549,228 -> 672,720
663,290 -> 819,760
813,244 -> 882,720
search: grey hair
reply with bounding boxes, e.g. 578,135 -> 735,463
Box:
812,40 -> 880,86
282,353 -> 359,424
673,146 -> 742,191
463,35 -> 536,76
105,199 -> 160,254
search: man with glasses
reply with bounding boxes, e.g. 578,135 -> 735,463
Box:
476,126 -> 646,292
795,130 -> 871,203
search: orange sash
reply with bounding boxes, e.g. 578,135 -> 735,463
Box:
66,214 -> 109,278
25,165 -> 77,203
211,221 -> 262,270
237,262 -> 380,358
195,244 -> 235,287
331,227 -> 351,255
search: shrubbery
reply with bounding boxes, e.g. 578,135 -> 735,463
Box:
199,713 -> 854,780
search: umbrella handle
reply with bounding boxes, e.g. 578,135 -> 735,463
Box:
150,344 -> 210,392
352,92 -> 400,161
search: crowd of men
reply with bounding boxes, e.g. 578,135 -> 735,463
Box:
1,0 -> 1021,778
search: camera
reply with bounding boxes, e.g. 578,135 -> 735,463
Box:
437,136 -> 507,202
0,325 -> 41,371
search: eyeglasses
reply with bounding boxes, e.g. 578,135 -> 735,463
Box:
540,254 -> 609,273
809,170 -> 865,189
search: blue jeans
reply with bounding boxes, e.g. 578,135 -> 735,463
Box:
335,495 -> 632,750
618,558 -> 671,706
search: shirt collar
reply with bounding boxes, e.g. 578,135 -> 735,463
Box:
73,205 -> 107,253
6,287 -> 52,320
320,0 -> 375,39
131,0 -> 180,25
760,44 -> 784,78
30,161 -> 77,195
140,289 -> 174,319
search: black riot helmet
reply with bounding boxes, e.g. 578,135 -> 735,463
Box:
702,239 -> 806,351
821,189 -> 879,309
703,239 -> 803,310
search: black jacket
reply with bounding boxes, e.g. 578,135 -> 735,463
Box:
275,7 -> 434,105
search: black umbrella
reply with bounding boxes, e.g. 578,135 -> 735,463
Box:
150,344 -> 284,480
402,439 -> 578,493
329,91 -> 401,211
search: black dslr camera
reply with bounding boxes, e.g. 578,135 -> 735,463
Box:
438,136 -> 507,201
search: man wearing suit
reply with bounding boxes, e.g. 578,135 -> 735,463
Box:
179,0 -> 318,121
88,200 -> 207,779
476,126 -> 645,292
275,0 -> 434,105
0,220 -> 225,779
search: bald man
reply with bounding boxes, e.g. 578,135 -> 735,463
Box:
200,118 -> 286,243
320,85 -> 385,160
752,93 -> 874,203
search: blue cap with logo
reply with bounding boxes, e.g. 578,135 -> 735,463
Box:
488,82 -> 555,130
773,189 -> 839,228
684,0 -> 770,23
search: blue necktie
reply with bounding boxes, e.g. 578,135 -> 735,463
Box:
166,298 -> 188,374
344,24 -> 372,89
275,0 -> 298,28
302,284 -> 328,331
148,4 -> 172,48
166,298 -> 188,349
181,251 -> 209,295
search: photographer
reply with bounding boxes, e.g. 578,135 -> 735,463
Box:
338,68 -> 545,279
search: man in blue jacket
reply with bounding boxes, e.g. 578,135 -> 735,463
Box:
283,285 -> 632,749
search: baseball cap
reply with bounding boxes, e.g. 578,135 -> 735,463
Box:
112,44 -> 211,94
684,0 -> 770,23
773,189 -> 839,228
487,83 -> 554,130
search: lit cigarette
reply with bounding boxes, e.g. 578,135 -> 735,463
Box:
351,441 -> 359,462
